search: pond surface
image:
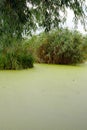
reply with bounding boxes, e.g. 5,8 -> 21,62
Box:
0,63 -> 87,130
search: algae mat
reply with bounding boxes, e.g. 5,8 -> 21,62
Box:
0,63 -> 87,130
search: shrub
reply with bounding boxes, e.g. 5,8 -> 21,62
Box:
0,40 -> 34,70
81,36 -> 87,59
37,29 -> 86,64
23,35 -> 41,62
17,47 -> 34,69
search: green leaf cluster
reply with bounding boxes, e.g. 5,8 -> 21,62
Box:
0,0 -> 86,38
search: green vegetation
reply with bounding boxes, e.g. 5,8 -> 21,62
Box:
0,39 -> 34,70
0,0 -> 86,36
0,0 -> 87,69
0,28 -> 87,69
25,29 -> 87,65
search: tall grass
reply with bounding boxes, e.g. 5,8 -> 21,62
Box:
0,39 -> 34,70
27,29 -> 87,64
1,28 -> 87,70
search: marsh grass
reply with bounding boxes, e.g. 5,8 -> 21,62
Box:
0,39 -> 34,70
35,29 -> 87,64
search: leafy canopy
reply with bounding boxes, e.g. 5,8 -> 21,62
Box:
30,0 -> 87,32
0,0 -> 87,39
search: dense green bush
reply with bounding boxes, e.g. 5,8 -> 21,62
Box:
17,46 -> 34,69
36,29 -> 86,64
0,40 -> 34,70
1,28 -> 86,70
81,36 -> 87,59
23,35 -> 41,62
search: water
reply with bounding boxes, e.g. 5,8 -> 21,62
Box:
0,63 -> 87,130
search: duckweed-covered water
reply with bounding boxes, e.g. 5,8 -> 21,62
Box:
0,63 -> 87,130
